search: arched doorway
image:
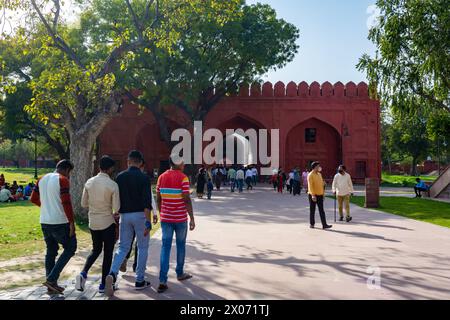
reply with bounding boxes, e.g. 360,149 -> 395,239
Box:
215,115 -> 266,167
286,118 -> 341,179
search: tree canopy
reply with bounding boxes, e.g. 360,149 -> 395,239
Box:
358,0 -> 450,114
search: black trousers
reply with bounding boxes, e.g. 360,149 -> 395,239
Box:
82,223 -> 116,285
292,180 -> 301,196
309,195 -> 328,227
414,187 -> 428,197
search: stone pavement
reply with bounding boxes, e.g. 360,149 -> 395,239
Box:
111,186 -> 450,300
0,275 -> 107,300
2,185 -> 450,300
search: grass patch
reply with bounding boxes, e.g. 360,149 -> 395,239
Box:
381,172 -> 437,188
0,201 -> 160,261
0,201 -> 91,260
0,167 -> 53,185
349,196 -> 450,228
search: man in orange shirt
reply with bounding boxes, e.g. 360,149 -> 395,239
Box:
307,161 -> 332,230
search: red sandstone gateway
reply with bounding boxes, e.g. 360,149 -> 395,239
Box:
98,81 -> 380,183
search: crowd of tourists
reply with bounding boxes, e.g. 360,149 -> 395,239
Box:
30,151 -> 195,297
195,165 -> 259,198
0,173 -> 34,203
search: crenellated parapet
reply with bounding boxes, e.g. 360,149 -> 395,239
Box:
238,81 -> 370,98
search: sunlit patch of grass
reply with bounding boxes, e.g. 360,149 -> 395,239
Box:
349,196 -> 450,228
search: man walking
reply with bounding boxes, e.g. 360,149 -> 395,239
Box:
245,167 -> 253,190
251,166 -> 258,186
105,150 -> 156,297
30,160 -> 77,294
307,161 -> 332,230
76,156 -> 120,293
227,166 -> 236,192
156,156 -> 196,293
236,167 -> 245,193
332,165 -> 354,222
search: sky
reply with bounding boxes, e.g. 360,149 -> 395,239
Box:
1,0 -> 379,84
246,0 -> 379,84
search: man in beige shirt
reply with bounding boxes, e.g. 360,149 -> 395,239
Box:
76,156 -> 120,293
332,165 -> 354,222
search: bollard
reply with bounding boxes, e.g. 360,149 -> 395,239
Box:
365,178 -> 380,208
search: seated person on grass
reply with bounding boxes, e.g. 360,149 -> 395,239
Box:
14,186 -> 24,201
24,183 -> 33,199
10,181 -> 19,195
0,185 -> 15,203
414,178 -> 429,198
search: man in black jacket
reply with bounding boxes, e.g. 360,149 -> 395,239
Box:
105,150 -> 158,297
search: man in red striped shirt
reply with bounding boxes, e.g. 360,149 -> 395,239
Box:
156,156 -> 195,293
30,159 -> 77,294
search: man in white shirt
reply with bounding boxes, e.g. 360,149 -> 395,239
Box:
235,167 -> 245,193
251,167 -> 258,186
332,165 -> 354,222
245,167 -> 253,190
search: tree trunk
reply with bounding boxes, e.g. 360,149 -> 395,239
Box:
69,133 -> 95,221
410,157 -> 418,176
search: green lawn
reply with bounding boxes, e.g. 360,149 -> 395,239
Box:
0,167 -> 53,185
381,172 -> 437,188
349,196 -> 450,228
0,201 -> 160,261
0,201 -> 92,260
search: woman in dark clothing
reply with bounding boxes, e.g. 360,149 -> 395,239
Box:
215,167 -> 223,190
196,168 -> 207,198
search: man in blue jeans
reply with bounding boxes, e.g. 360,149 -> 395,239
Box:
31,159 -> 77,294
105,150 -> 157,297
156,156 -> 196,293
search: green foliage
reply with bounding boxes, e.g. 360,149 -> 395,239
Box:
358,0 -> 449,114
381,172 -> 436,187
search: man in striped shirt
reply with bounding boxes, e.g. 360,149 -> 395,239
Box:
156,156 -> 195,293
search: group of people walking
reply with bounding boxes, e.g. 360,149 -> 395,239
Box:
271,167 -> 309,195
29,148 -> 357,297
270,162 -> 355,229
30,150 -> 195,297
195,165 -> 259,198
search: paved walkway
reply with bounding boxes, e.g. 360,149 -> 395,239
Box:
111,186 -> 450,300
2,186 -> 450,300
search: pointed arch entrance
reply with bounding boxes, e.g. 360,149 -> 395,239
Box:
214,114 -> 267,166
286,118 -> 341,179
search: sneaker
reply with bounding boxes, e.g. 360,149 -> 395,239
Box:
323,224 -> 333,230
339,217 -> 344,222
157,283 -> 168,293
177,273 -> 193,281
310,225 -> 315,229
105,273 -> 116,297
43,281 -> 64,294
346,216 -> 353,223
75,272 -> 87,292
135,280 -> 151,290
119,259 -> 128,273
98,283 -> 105,294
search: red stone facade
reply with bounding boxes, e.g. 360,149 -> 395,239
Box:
98,81 -> 381,182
